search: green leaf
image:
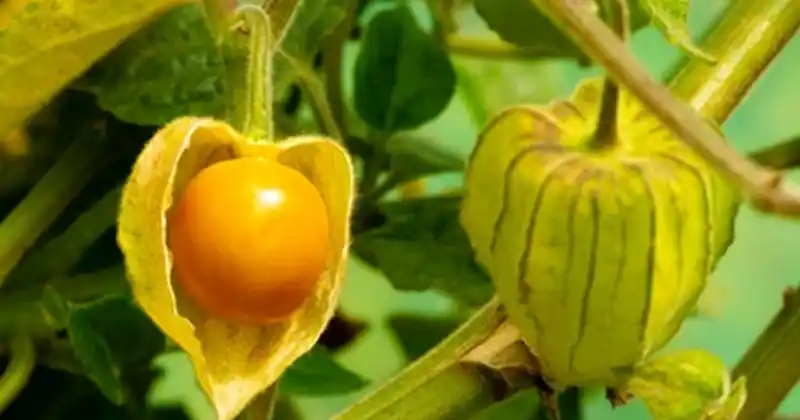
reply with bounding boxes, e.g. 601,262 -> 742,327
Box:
0,0 -> 191,136
386,134 -> 464,185
66,296 -> 166,405
82,3 -> 227,126
353,5 -> 457,132
638,0 -> 716,62
387,313 -> 464,361
469,388 -> 540,420
474,0 -> 651,62
352,196 -> 494,305
280,346 -> 368,396
627,349 -> 741,420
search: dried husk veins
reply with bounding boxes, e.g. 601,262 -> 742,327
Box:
459,78 -> 740,389
117,117 -> 354,419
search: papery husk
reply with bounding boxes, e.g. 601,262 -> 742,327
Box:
117,117 -> 354,419
460,78 -> 740,389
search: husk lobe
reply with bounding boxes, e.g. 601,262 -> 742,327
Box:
460,78 -> 739,389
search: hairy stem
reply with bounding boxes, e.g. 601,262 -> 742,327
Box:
590,0 -> 630,149
0,124 -> 112,288
0,335 -> 35,415
529,0 -> 800,216
232,5 -> 275,142
333,299 -> 506,420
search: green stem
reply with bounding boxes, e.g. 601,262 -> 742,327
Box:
5,185 -> 121,288
529,0 -> 800,216
590,0 -> 630,149
0,126 -> 112,288
290,58 -> 344,140
732,288 -> 800,420
0,335 -> 35,415
667,0 -> 800,124
233,5 -> 275,142
333,299 -> 506,420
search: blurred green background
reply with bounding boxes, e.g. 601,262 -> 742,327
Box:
149,1 -> 800,418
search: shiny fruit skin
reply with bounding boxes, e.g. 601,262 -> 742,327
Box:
168,157 -> 330,324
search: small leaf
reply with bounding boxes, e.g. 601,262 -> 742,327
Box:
117,117 -> 355,419
638,0 -> 716,62
353,196 -> 494,306
474,0 -> 651,63
387,313 -> 464,361
66,296 -> 166,405
82,3 -> 227,126
386,134 -> 464,185
627,349 -> 739,420
469,388 -> 540,420
0,0 -> 192,136
280,346 -> 368,396
353,5 -> 457,132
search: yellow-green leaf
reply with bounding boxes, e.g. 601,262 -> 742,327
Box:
117,117 -> 355,419
627,349 -> 745,420
459,77 -> 740,389
0,0 -> 192,136
638,0 -> 716,62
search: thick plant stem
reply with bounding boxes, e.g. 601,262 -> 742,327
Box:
732,289 -> 800,420
0,335 -> 35,415
0,127 -> 111,288
333,299 -> 506,420
529,0 -> 800,216
231,5 -> 275,142
668,0 -> 800,124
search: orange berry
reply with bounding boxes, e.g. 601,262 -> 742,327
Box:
168,157 -> 330,324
